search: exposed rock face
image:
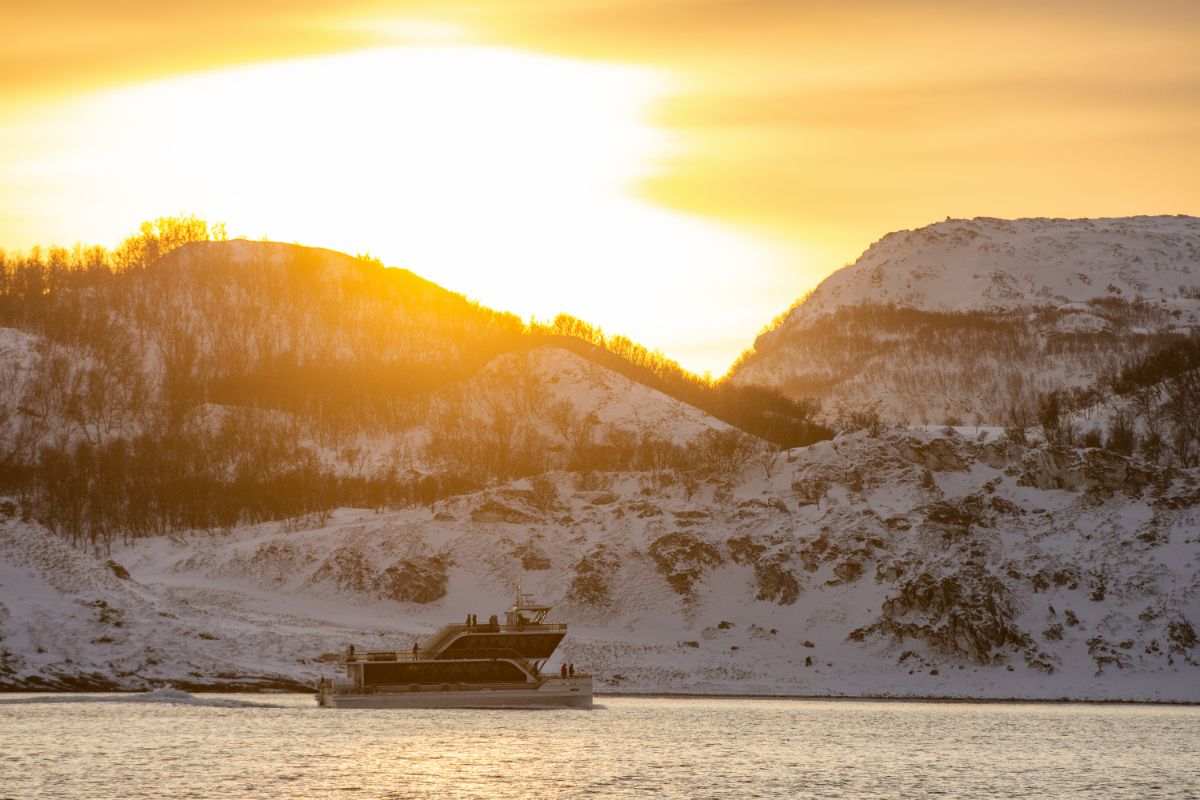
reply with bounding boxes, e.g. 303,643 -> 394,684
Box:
726,534 -> 765,564
627,500 -> 663,518
754,560 -> 801,604
831,559 -> 865,583
568,546 -> 620,606
862,569 -> 1027,664
896,438 -> 970,472
1029,566 -> 1080,593
377,556 -> 449,604
309,547 -> 377,595
1168,618 -> 1198,655
470,501 -> 535,524
1017,447 -> 1151,496
511,540 -> 551,571
649,533 -> 723,596
227,539 -> 316,586
307,547 -> 448,603
728,535 -> 800,605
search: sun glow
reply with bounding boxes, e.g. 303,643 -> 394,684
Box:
0,45 -> 784,374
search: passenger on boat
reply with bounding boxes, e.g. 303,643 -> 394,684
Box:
568,663 -> 575,677
561,663 -> 568,679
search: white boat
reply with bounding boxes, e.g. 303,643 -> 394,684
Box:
316,590 -> 593,709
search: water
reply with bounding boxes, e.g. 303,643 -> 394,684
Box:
1,693 -> 1197,799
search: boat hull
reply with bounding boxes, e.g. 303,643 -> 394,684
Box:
319,677 -> 593,709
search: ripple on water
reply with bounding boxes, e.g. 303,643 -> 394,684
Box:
0,696 -> 1197,799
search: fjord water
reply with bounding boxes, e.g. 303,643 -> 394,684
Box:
2,695 -> 1197,799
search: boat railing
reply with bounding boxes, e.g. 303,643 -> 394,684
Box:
344,642 -> 560,665
418,622 -> 567,655
345,647 -> 543,682
351,680 -> 547,694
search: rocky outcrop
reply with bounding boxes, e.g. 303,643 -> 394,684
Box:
1078,448 -> 1152,499
917,492 -> 1017,547
470,501 -> 535,524
1028,566 -> 1080,593
568,545 -> 620,606
307,548 -> 447,603
728,535 -> 800,605
893,436 -> 970,472
753,560 -> 801,604
226,538 -> 316,586
377,556 -> 449,604
1018,446 -> 1150,497
308,547 -> 376,595
627,500 -> 663,518
511,540 -> 551,571
649,532 -> 723,596
1168,618 -> 1198,656
855,568 -> 1027,664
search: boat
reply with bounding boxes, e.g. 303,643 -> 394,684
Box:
316,589 -> 593,709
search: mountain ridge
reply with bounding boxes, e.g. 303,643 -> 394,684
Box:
730,215 -> 1200,434
0,218 -> 1196,700
776,214 -> 1200,324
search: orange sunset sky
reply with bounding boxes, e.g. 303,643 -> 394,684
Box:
2,1 -> 1199,374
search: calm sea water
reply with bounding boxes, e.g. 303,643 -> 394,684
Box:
1,692 -> 1197,799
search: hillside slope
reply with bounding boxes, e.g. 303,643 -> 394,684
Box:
2,238 -> 818,547
2,430 -> 1196,701
778,215 -> 1200,322
731,216 -> 1200,428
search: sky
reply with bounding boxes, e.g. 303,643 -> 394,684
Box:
2,1 -> 1199,375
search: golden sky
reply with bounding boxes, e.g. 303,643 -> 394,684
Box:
3,1 -> 1199,374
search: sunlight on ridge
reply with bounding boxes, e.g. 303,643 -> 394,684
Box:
0,45 -> 786,375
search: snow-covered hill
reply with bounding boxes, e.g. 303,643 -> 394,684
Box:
2,225 -> 1197,703
731,216 -> 1200,427
4,237 -> 811,552
456,346 -> 730,447
782,216 -> 1200,323
3,430 -> 1196,701
283,344 -> 734,479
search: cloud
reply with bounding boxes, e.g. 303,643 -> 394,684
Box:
2,0 -> 1198,370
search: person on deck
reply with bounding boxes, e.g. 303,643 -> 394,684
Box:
561,663 -> 568,679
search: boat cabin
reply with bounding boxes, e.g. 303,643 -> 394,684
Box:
337,589 -> 568,690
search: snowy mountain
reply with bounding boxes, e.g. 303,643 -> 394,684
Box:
1,226 -> 1197,701
731,216 -> 1200,427
1,238 -> 824,551
781,215 -> 1200,321
1,428 -> 1196,700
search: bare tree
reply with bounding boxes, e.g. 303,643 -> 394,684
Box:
755,442 -> 782,480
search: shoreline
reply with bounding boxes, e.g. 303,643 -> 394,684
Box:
593,690 -> 1200,707
2,685 -> 1197,706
